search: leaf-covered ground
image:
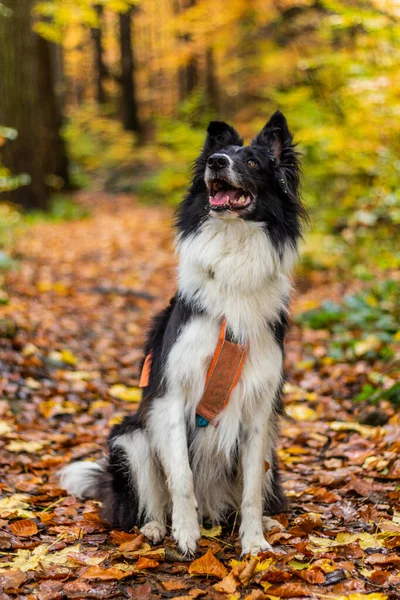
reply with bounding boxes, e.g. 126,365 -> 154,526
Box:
0,195 -> 399,600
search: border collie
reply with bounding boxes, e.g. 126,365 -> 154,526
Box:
61,110 -> 305,556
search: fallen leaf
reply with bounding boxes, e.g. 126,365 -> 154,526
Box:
161,580 -> 187,591
237,556 -> 259,585
119,533 -> 145,552
200,525 -> 222,538
136,556 -> 159,569
0,569 -> 27,590
189,548 -> 228,578
286,403 -> 318,421
0,543 -> 81,572
294,566 -> 324,583
108,384 -> 142,403
0,495 -> 35,519
0,420 -> 12,435
214,571 -> 239,593
67,551 -> 109,566
6,439 -> 48,453
81,565 -> 134,580
266,582 -> 312,597
9,518 -> 38,537
294,512 -> 322,533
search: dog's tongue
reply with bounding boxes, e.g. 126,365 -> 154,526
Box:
209,190 -> 232,206
209,189 -> 251,208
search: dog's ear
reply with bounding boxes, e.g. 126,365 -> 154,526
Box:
205,121 -> 243,150
252,110 -> 292,163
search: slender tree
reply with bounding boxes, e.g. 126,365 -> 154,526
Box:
91,4 -> 107,105
0,0 -> 69,210
119,7 -> 140,133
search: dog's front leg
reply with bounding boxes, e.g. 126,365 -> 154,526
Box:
240,421 -> 273,556
150,395 -> 200,556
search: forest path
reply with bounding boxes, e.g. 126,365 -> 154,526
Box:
0,195 -> 398,599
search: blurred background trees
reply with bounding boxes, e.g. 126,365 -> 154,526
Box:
0,0 -> 399,268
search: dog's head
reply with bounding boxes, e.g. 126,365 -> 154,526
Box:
177,111 -> 306,245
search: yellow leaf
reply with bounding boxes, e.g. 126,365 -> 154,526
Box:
255,557 -> 274,572
6,440 -> 48,453
108,384 -> 142,403
330,421 -> 375,438
0,421 -> 12,435
335,594 -> 388,600
286,403 -> 318,422
354,335 -> 382,357
201,525 -> 222,538
60,349 -> 78,365
0,544 -> 81,572
0,494 -> 35,519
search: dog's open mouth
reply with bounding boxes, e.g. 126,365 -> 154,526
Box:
209,179 -> 253,211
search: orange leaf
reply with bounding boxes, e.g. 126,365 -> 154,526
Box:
214,571 -> 239,593
81,565 -> 134,580
294,512 -> 322,533
295,567 -> 325,584
9,519 -> 38,537
189,548 -> 228,578
110,530 -> 138,544
237,557 -> 258,585
118,533 -> 145,552
136,556 -> 159,569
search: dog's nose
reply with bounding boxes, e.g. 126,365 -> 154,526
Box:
207,154 -> 228,170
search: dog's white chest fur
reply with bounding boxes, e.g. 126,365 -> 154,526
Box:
150,218 -> 296,520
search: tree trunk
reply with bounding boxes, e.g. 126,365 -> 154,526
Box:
119,8 -> 140,133
205,46 -> 219,114
91,4 -> 107,105
0,0 -> 69,210
175,0 -> 198,102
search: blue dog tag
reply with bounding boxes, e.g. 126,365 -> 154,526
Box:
196,414 -> 209,427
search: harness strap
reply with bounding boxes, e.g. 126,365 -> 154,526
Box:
139,320 -> 248,426
196,320 -> 248,425
139,353 -> 152,388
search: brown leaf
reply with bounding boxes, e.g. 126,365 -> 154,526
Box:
81,565 -> 134,580
161,580 -> 187,591
261,566 -> 292,583
366,553 -> 400,566
0,569 -> 27,590
188,548 -> 228,578
9,518 -> 38,537
188,590 -> 207,598
67,551 -> 109,566
266,582 -> 312,597
294,512 -> 322,533
136,556 -> 159,569
295,566 -> 325,584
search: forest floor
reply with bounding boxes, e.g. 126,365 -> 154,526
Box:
0,194 -> 399,600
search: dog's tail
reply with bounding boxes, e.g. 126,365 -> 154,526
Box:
59,460 -> 107,500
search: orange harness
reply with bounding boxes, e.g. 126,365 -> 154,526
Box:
139,320 -> 248,427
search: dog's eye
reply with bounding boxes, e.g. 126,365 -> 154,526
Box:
247,159 -> 257,167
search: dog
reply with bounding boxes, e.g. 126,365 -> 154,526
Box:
60,110 -> 305,556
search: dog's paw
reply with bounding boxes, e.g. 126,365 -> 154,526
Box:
241,535 -> 273,556
172,513 -> 201,557
140,521 -> 166,545
262,516 -> 284,532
